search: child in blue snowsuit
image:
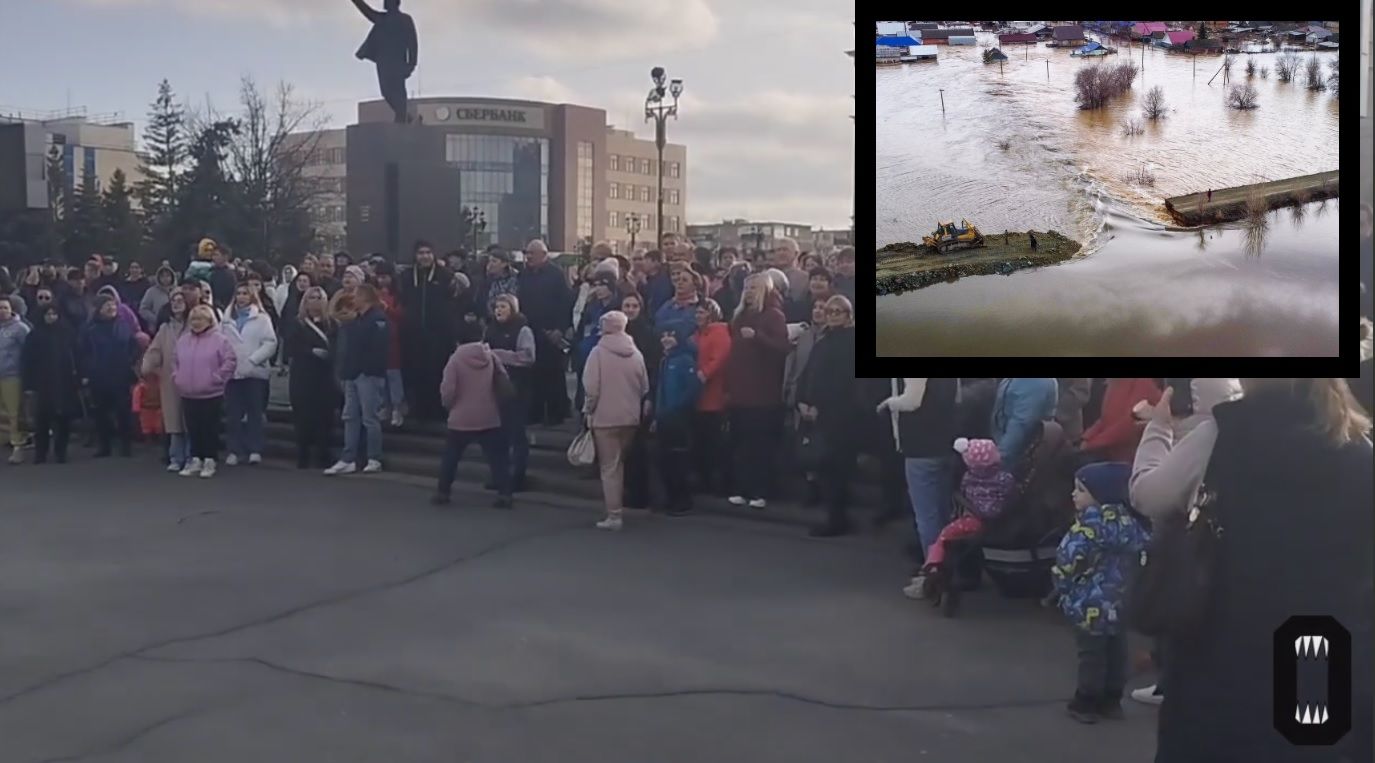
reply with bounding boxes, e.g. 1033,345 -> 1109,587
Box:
1053,461 -> 1149,723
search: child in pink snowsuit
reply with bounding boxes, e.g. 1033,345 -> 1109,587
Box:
924,437 -> 1015,568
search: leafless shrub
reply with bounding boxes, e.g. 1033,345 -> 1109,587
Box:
1074,61 -> 1140,109
1129,164 -> 1155,185
1275,52 -> 1300,82
1142,85 -> 1167,119
1245,58 -> 1256,76
1227,83 -> 1259,109
1245,190 -> 1269,223
996,138 -> 1011,150
1120,117 -> 1144,135
1259,65 -> 1270,78
1304,56 -> 1327,90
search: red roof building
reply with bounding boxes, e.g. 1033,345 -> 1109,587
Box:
1163,30 -> 1196,46
1132,21 -> 1168,37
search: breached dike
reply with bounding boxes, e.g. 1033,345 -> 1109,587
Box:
876,230 -> 1081,295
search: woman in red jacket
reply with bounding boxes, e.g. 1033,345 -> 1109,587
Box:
1079,378 -> 1162,463
692,298 -> 731,495
723,274 -> 790,508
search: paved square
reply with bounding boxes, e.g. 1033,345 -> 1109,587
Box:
0,459 -> 1156,762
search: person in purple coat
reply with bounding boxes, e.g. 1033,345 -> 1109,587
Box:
172,305 -> 236,478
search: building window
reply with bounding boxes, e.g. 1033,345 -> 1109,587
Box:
609,154 -> 618,172
445,134 -> 551,247
639,185 -> 650,202
639,158 -> 650,174
609,210 -> 619,228
576,141 -> 593,241
669,161 -> 680,178
668,189 -> 679,205
609,182 -> 618,200
327,147 -> 346,164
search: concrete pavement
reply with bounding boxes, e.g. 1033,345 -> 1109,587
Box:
0,456 -> 1158,762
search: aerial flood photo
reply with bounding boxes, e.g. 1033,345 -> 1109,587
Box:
876,19 -> 1373,356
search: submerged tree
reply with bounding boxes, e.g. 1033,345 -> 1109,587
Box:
1074,61 -> 1139,109
1227,82 -> 1259,109
1142,86 -> 1167,119
1304,55 -> 1326,91
1275,52 -> 1301,82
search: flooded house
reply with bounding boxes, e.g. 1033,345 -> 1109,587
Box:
1048,25 -> 1087,47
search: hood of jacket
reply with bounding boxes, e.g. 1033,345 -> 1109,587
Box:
598,331 -> 638,358
97,284 -> 122,304
154,265 -> 177,287
455,341 -> 493,370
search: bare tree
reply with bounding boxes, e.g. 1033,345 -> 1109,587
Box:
225,76 -> 330,264
1142,85 -> 1167,119
1275,52 -> 1300,82
1304,55 -> 1326,91
1129,163 -> 1155,185
1227,82 -> 1259,109
1245,58 -> 1256,76
1074,62 -> 1139,109
1121,116 -> 1144,135
1259,65 -> 1270,78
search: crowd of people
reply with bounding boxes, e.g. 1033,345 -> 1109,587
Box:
0,234 -> 863,534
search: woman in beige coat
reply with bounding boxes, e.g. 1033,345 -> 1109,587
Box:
140,290 -> 190,471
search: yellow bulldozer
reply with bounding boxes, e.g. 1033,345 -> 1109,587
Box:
922,219 -> 985,253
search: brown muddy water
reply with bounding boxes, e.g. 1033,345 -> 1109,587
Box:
877,31 -> 1341,356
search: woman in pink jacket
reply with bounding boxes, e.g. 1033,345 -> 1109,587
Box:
172,304 -> 237,478
432,322 -> 515,509
582,310 -> 650,531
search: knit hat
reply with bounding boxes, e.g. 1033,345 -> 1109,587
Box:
197,238 -> 218,259
591,271 -> 618,291
1075,462 -> 1132,508
344,265 -> 367,283
592,259 -> 620,280
953,437 -> 1000,470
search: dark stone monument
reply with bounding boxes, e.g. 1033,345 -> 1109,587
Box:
350,0 -> 418,123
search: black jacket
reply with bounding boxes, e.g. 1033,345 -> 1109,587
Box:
208,265 -> 237,310
894,378 -> 960,459
517,261 -> 572,333
1156,390 -> 1373,763
797,326 -> 858,437
287,317 -> 338,408
20,317 -> 82,415
400,265 -> 453,339
336,306 -> 389,381
484,314 -> 533,396
625,315 -> 662,392
116,277 -> 151,312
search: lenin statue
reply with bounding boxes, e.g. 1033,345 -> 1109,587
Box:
350,0 -> 418,123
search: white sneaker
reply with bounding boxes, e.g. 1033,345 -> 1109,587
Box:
595,516 -> 623,531
903,575 -> 928,600
179,458 -> 202,477
224,453 -> 239,466
167,462 -> 183,473
727,495 -> 747,506
362,459 -> 383,473
1130,685 -> 1164,706
248,453 -> 262,465
323,461 -> 356,476
199,459 -> 217,478
390,410 -> 404,428
748,498 -> 767,509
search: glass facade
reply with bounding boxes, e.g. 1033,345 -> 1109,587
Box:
576,141 -> 593,241
445,134 -> 549,249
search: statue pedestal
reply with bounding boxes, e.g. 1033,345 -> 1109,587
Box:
345,121 -> 461,260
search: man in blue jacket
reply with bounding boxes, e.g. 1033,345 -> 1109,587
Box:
326,284 -> 390,476
990,378 -> 1058,472
654,324 -> 700,516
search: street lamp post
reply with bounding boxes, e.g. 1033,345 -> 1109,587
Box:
467,206 -> 486,253
644,66 -> 683,251
624,212 -> 642,250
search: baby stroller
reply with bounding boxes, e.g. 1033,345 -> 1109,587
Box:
923,420 -> 1077,616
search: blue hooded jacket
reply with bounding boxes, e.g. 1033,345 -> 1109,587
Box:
655,326 -> 701,417
1053,502 -> 1150,635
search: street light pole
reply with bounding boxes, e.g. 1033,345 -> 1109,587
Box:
644,67 -> 683,251
625,212 -> 641,250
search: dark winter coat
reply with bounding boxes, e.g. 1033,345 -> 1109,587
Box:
20,313 -> 82,416
484,314 -> 533,398
208,264 -> 237,310
1155,390 -> 1373,763
516,261 -> 573,334
336,305 -> 389,381
78,314 -> 138,391
115,276 -> 151,314
894,378 -> 960,459
797,325 -> 858,438
400,265 -> 454,342
723,292 -> 790,408
625,315 -> 662,392
287,317 -> 339,410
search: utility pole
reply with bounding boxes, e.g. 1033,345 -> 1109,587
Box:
1193,53 -> 1197,79
1000,59 -> 1004,75
939,88 -> 946,115
1046,60 -> 1049,80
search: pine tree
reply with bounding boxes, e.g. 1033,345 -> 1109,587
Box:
102,169 -> 143,263
64,168 -> 107,262
135,79 -> 187,257
168,118 -> 241,266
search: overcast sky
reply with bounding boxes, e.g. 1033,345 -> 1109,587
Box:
4,0 -> 854,229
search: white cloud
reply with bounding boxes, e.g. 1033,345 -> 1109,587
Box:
505,75 -> 580,104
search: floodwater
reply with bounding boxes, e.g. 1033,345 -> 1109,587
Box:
876,31 -> 1342,356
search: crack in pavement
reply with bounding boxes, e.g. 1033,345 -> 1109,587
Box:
36,703 -> 218,763
131,653 -> 1066,715
0,522 -> 585,710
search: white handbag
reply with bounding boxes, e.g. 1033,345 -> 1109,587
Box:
566,428 -> 596,467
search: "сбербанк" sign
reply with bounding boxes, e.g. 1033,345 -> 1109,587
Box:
431,104 -> 545,129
